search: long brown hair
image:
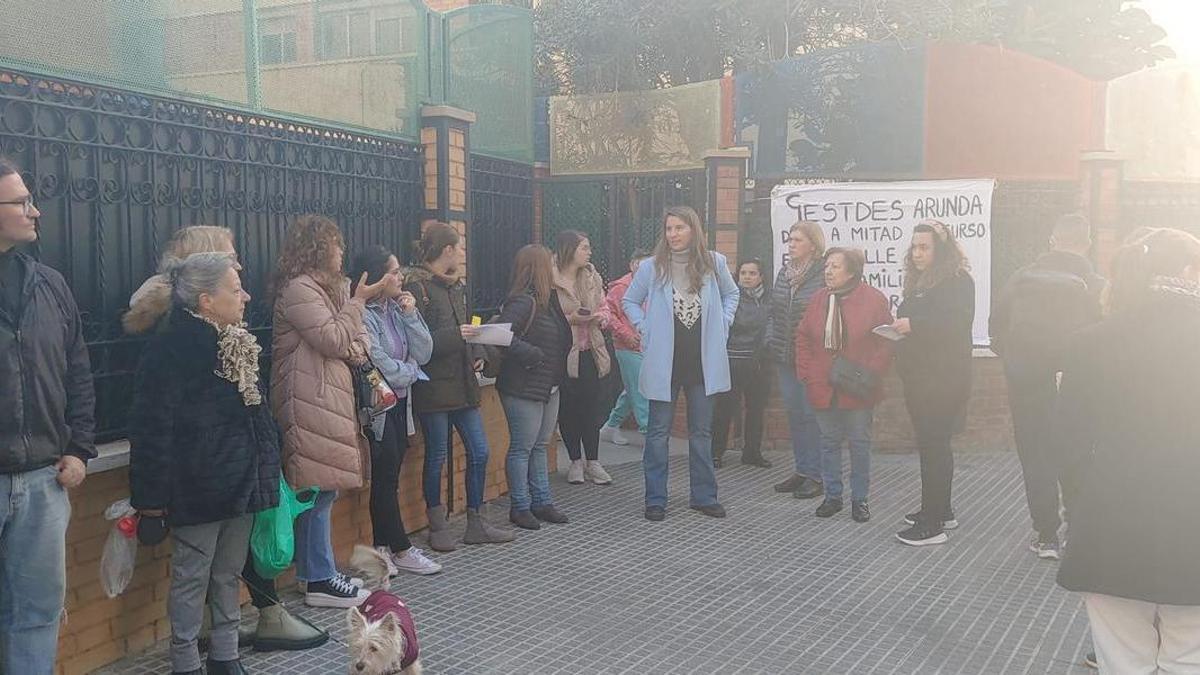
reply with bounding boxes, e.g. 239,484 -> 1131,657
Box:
653,205 -> 713,292
509,244 -> 554,308
903,219 -> 971,296
416,222 -> 460,265
272,214 -> 345,301
554,230 -> 587,272
1108,228 -> 1200,313
123,225 -> 235,334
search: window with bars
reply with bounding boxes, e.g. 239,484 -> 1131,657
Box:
317,11 -> 371,60
259,32 -> 296,65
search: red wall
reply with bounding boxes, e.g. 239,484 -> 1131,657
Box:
923,43 -> 1105,180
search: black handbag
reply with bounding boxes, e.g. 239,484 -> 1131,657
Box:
830,354 -> 878,401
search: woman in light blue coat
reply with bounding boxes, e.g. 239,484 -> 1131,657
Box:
352,246 -> 442,577
623,206 -> 739,521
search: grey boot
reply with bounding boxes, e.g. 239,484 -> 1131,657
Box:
253,604 -> 329,652
426,505 -> 458,552
463,506 -> 516,545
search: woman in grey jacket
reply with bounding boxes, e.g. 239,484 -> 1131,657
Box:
352,246 -> 442,577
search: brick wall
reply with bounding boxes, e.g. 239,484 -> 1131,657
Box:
56,387 -> 531,675
672,356 -> 1013,454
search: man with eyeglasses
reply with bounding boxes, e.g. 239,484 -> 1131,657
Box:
0,157 -> 95,675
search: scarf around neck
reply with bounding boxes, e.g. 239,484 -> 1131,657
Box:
670,251 -> 701,329
823,279 -> 860,352
788,257 -> 817,291
186,309 -> 263,406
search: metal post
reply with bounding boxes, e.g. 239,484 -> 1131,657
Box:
243,0 -> 263,109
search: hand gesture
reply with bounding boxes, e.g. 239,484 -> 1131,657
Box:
397,291 -> 417,314
460,324 -> 481,340
56,455 -> 86,489
353,273 -> 388,302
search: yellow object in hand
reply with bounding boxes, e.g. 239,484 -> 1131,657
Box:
471,315 -> 482,326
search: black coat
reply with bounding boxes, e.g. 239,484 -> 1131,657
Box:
403,267 -> 483,414
895,271 -> 975,424
766,261 -> 825,365
0,251 -> 95,474
1056,291 -> 1200,604
129,309 -> 280,527
726,286 -> 769,361
495,291 -> 572,403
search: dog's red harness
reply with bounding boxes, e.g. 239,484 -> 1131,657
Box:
361,590 -> 420,670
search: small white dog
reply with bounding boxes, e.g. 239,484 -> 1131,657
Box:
347,544 -> 393,591
347,589 -> 423,675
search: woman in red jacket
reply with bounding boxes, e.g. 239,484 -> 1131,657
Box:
795,248 -> 894,523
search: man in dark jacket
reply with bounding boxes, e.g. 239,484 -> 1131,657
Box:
990,213 -> 1104,560
0,158 -> 95,675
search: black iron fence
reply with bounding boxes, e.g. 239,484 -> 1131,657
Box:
1121,180 -> 1200,236
540,171 -> 706,282
468,154 -> 534,313
0,67 -> 424,443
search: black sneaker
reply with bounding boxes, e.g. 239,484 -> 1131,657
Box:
793,477 -> 824,500
509,509 -> 541,530
774,474 -> 806,493
690,503 -> 727,518
896,522 -> 948,547
531,504 -> 569,524
304,576 -> 368,608
206,658 -> 248,675
851,500 -> 870,523
645,505 -> 666,521
1083,651 -> 1098,669
903,510 -> 959,530
741,453 -> 773,468
815,497 -> 843,518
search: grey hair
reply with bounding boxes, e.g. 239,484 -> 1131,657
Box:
162,252 -> 237,311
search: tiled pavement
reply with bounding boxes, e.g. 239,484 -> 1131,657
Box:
100,448 -> 1093,674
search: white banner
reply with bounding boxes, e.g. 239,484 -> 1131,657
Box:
771,179 -> 995,346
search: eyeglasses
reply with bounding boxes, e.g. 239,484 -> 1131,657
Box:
0,196 -> 35,217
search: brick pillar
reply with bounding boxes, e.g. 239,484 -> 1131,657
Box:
704,147 -> 751,268
1079,150 -> 1125,276
420,105 -> 476,514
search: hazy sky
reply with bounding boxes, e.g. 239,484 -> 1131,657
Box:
1140,0 -> 1200,63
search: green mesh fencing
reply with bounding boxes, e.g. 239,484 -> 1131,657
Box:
0,0 -> 531,151
443,5 -> 534,162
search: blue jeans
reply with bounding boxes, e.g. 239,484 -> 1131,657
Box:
0,465 -> 70,675
815,406 -> 874,501
606,349 -> 649,432
293,490 -> 337,582
420,407 -> 490,510
644,382 -> 719,508
777,364 -> 822,480
501,391 -> 559,511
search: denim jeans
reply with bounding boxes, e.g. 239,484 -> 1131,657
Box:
500,391 -> 560,511
0,465 -> 70,675
293,489 -> 337,582
419,406 -> 490,510
814,406 -> 875,501
644,382 -> 719,508
777,364 -> 822,479
607,349 -> 649,433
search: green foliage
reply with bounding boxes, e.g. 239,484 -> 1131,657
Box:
535,0 -> 1174,95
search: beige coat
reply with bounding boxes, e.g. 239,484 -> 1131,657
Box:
554,264 -> 611,378
270,274 -> 370,491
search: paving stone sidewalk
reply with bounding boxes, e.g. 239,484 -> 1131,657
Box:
100,450 -> 1093,674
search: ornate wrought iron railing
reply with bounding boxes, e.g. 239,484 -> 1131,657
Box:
468,154 -> 534,314
0,67 -> 424,443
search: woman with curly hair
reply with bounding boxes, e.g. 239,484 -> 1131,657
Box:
270,215 -> 388,608
890,220 -> 975,547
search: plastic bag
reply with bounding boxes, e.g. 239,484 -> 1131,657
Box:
99,499 -> 139,598
250,478 -> 317,579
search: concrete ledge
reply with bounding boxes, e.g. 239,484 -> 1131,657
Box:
703,147 -> 751,160
88,440 -> 130,474
421,105 -> 478,124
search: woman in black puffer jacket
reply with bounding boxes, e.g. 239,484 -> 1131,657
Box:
496,245 -> 573,530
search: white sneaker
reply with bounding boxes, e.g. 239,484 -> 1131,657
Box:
567,459 -> 585,484
335,571 -> 365,588
392,547 -> 443,576
600,424 -> 630,445
375,546 -> 400,577
585,460 -> 613,485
